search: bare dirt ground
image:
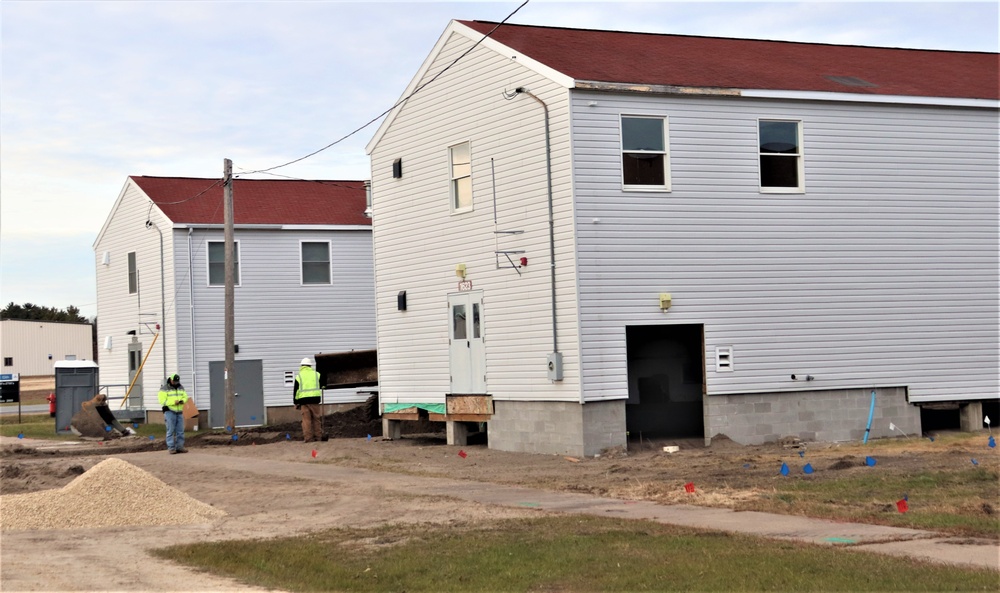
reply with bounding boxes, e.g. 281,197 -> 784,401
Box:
2,405 -> 998,592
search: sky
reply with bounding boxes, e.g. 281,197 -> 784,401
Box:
1,0 -> 997,320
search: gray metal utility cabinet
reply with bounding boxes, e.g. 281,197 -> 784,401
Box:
54,360 -> 99,434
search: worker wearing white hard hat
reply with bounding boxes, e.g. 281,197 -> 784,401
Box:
293,357 -> 325,442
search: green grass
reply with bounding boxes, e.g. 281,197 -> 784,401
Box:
154,515 -> 999,592
0,412 -> 166,440
758,468 -> 1000,537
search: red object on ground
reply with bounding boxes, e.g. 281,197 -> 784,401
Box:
458,450 -> 468,458
46,393 -> 56,417
896,499 -> 909,513
311,449 -> 318,458
684,482 -> 695,493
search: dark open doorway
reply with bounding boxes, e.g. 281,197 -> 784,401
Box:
625,324 -> 705,439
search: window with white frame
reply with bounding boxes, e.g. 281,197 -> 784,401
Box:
127,252 -> 138,294
207,241 -> 240,286
621,115 -> 670,190
301,241 -> 331,284
449,142 -> 472,212
758,120 -> 803,192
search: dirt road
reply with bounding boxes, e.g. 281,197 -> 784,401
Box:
1,429 -> 997,591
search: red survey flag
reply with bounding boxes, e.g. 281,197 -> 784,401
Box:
311,449 -> 318,458
458,450 -> 468,458
896,499 -> 909,513
684,482 -> 695,493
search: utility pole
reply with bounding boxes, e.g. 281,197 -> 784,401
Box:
223,158 -> 236,431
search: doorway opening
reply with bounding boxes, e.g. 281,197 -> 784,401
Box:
625,324 -> 705,440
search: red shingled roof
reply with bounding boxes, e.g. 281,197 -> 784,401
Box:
130,176 -> 370,226
459,21 -> 999,100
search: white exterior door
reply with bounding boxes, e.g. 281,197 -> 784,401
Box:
448,291 -> 486,394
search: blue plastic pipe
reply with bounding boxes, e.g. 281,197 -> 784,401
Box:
863,390 -> 876,444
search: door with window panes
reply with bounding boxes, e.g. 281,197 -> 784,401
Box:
448,291 -> 486,394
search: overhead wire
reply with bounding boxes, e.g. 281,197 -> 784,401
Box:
239,0 -> 531,176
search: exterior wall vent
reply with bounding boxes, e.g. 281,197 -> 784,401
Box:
715,346 -> 733,372
284,371 -> 294,387
392,158 -> 403,178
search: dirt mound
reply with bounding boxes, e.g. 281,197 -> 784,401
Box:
707,434 -> 743,450
1,457 -> 226,531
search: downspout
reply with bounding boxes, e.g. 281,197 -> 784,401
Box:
515,87 -> 560,370
145,219 -> 167,380
188,227 -> 197,404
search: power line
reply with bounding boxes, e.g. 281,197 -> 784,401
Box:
241,0 -> 530,176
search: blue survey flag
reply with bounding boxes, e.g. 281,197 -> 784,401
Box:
780,462 -> 789,476
798,450 -> 805,458
803,463 -> 814,474
286,433 -> 291,440
971,458 -> 979,466
232,434 -> 238,442
989,436 -> 996,449
865,456 -> 877,467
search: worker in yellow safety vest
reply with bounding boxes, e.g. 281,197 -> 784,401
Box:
159,374 -> 188,454
294,358 -> 326,442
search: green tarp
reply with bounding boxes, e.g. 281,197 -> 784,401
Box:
383,402 -> 446,415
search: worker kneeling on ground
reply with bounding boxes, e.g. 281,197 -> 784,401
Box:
159,374 -> 189,454
294,357 -> 326,443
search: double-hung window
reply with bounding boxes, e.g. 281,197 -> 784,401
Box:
301,241 -> 331,284
449,142 -> 472,212
621,115 -> 670,190
758,120 -> 804,192
208,241 -> 240,286
127,252 -> 138,294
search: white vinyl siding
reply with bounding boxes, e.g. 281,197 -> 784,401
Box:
368,30 -> 581,407
571,91 -> 998,404
174,229 -> 375,407
94,180 -> 177,406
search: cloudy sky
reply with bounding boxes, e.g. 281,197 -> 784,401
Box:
1,0 -> 997,319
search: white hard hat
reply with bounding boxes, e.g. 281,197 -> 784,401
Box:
300,357 -> 313,366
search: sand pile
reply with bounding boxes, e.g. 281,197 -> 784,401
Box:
1,457 -> 226,531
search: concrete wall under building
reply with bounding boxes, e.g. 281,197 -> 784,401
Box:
488,400 -> 626,457
704,386 -> 919,445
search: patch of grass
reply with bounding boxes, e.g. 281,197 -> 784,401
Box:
0,412 -> 166,440
155,516 -> 999,592
755,468 -> 1000,537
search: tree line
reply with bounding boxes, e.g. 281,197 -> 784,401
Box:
1,302 -> 89,323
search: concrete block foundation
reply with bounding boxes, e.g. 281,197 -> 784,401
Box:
705,387 -> 920,445
488,400 -> 626,457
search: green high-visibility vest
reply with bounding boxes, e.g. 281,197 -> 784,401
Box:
295,366 -> 321,400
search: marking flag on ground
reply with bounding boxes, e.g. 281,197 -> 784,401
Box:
286,433 -> 291,440
684,482 -> 695,493
104,426 -> 111,432
971,458 -> 979,466
989,436 -> 996,449
780,462 -> 789,476
896,499 -> 909,513
865,456 -> 877,467
798,450 -> 805,458
803,463 -> 814,474
148,435 -> 155,440
16,433 -> 23,439
232,434 -> 238,441
458,450 -> 468,458
311,449 -> 318,458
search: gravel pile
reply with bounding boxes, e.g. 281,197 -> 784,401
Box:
1,457 -> 226,531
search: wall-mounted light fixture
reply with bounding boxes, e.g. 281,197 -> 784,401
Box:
659,293 -> 672,311
104,336 -> 113,350
455,264 -> 466,279
101,251 -> 110,266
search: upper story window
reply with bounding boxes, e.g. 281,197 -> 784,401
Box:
127,252 -> 138,294
449,142 -> 472,213
759,120 -> 804,192
207,241 -> 240,286
301,241 -> 331,284
621,115 -> 670,190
